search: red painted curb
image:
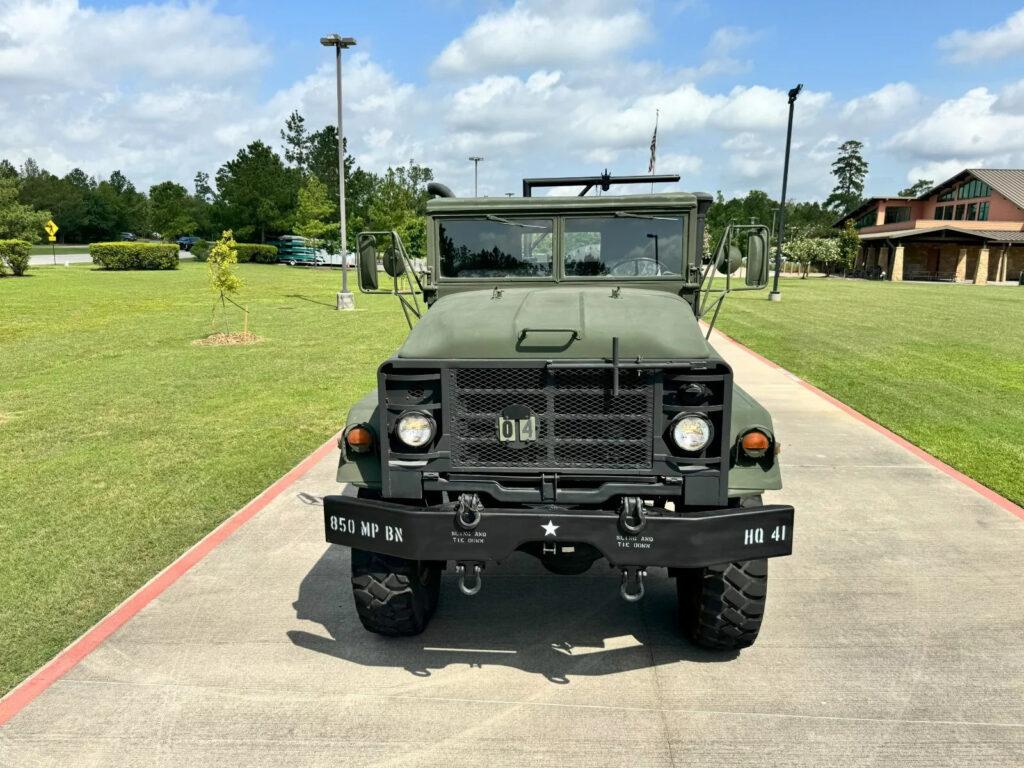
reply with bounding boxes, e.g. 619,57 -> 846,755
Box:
0,433 -> 341,727
710,329 -> 1024,522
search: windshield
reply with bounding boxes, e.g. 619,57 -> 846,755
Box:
564,216 -> 684,277
439,219 -> 553,278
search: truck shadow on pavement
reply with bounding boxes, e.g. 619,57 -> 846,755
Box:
288,546 -> 737,684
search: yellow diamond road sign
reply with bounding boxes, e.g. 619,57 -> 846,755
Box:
44,220 -> 58,237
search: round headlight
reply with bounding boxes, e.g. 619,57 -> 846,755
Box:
670,414 -> 712,452
396,411 -> 435,448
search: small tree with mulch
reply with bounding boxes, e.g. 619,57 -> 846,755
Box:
200,230 -> 258,344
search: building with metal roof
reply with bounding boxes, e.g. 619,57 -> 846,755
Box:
835,169 -> 1024,283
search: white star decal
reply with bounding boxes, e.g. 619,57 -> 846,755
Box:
541,520 -> 560,537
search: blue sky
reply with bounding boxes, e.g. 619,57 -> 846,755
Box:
4,0 -> 1024,201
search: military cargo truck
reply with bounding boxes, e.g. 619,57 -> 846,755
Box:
323,172 -> 794,650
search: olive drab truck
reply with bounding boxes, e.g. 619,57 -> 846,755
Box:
322,172 -> 794,650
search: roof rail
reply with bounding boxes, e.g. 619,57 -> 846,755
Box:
522,169 -> 681,197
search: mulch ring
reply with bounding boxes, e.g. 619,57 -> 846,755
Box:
192,332 -> 261,346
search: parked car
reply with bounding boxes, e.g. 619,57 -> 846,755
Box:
119,232 -> 137,241
176,236 -> 200,251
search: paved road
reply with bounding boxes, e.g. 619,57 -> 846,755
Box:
1,331 -> 1022,766
28,250 -> 193,266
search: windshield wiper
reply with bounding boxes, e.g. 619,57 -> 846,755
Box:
614,212 -> 677,221
486,214 -> 546,228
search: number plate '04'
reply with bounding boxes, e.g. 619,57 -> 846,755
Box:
497,416 -> 538,443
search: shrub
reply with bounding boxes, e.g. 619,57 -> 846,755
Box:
0,239 -> 32,276
234,243 -> 278,264
90,242 -> 179,270
190,239 -> 211,262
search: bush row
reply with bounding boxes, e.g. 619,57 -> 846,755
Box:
234,244 -> 278,264
190,240 -> 211,262
0,239 -> 32,276
90,242 -> 179,270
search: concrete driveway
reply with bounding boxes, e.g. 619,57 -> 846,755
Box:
1,331 -> 1021,767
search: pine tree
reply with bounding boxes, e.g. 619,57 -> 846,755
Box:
825,140 -> 868,215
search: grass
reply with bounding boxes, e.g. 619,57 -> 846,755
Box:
0,262 -> 409,695
715,277 -> 1024,507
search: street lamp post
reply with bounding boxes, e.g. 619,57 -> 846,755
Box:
321,33 -> 357,310
469,156 -> 483,196
770,83 -> 802,302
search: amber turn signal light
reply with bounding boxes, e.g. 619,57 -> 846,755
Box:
345,426 -> 374,454
741,430 -> 770,458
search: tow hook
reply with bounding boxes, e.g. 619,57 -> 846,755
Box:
456,562 -> 484,596
453,493 -> 484,530
620,566 -> 646,602
618,497 -> 648,535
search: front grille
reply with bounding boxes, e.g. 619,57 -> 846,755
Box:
448,367 -> 654,469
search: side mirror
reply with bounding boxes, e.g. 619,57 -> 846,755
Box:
745,229 -> 769,287
357,232 -> 379,291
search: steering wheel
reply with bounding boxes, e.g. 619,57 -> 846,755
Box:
609,257 -> 666,277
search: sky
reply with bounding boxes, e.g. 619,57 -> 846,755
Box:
3,0 -> 1024,201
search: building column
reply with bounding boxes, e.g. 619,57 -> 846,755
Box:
997,247 -> 1008,282
891,245 -> 905,282
878,246 -> 890,278
955,247 -> 968,282
854,246 -> 865,271
974,247 -> 989,285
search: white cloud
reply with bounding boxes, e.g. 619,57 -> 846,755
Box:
842,82 -> 918,120
938,8 -> 1024,63
887,87 -> 1024,158
432,0 -> 651,76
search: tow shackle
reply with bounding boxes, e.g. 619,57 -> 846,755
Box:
618,497 -> 648,535
456,562 -> 483,596
620,567 -> 647,603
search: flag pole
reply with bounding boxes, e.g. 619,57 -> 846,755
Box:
649,109 -> 659,193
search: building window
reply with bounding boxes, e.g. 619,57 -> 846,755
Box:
944,206 -> 954,220
957,179 -> 991,200
884,206 -> 911,225
855,209 -> 877,228
934,205 -> 944,218
978,202 -> 989,221
966,203 -> 977,220
938,190 -> 954,202
955,204 -> 965,220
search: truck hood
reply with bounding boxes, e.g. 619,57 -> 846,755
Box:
397,287 -> 713,360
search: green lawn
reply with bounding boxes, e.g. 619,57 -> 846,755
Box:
715,277 -> 1024,507
0,262 -> 408,694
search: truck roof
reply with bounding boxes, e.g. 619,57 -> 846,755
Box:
426,191 -> 713,216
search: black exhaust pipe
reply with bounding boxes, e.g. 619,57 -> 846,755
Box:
427,182 -> 456,198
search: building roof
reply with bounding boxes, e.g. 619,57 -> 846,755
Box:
922,168 -> 1024,209
834,196 -> 914,227
858,226 -> 1024,243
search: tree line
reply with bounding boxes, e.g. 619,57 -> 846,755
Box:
0,110 -> 435,257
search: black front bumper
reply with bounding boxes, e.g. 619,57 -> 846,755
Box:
323,492 -> 794,569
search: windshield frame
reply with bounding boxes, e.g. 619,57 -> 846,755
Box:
431,209 -> 693,287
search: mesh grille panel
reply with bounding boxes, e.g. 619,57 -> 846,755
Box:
449,367 -> 653,469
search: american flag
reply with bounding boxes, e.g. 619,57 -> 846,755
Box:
648,123 -> 657,173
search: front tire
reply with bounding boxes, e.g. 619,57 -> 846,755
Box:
676,495 -> 769,651
676,559 -> 767,650
351,549 -> 442,636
